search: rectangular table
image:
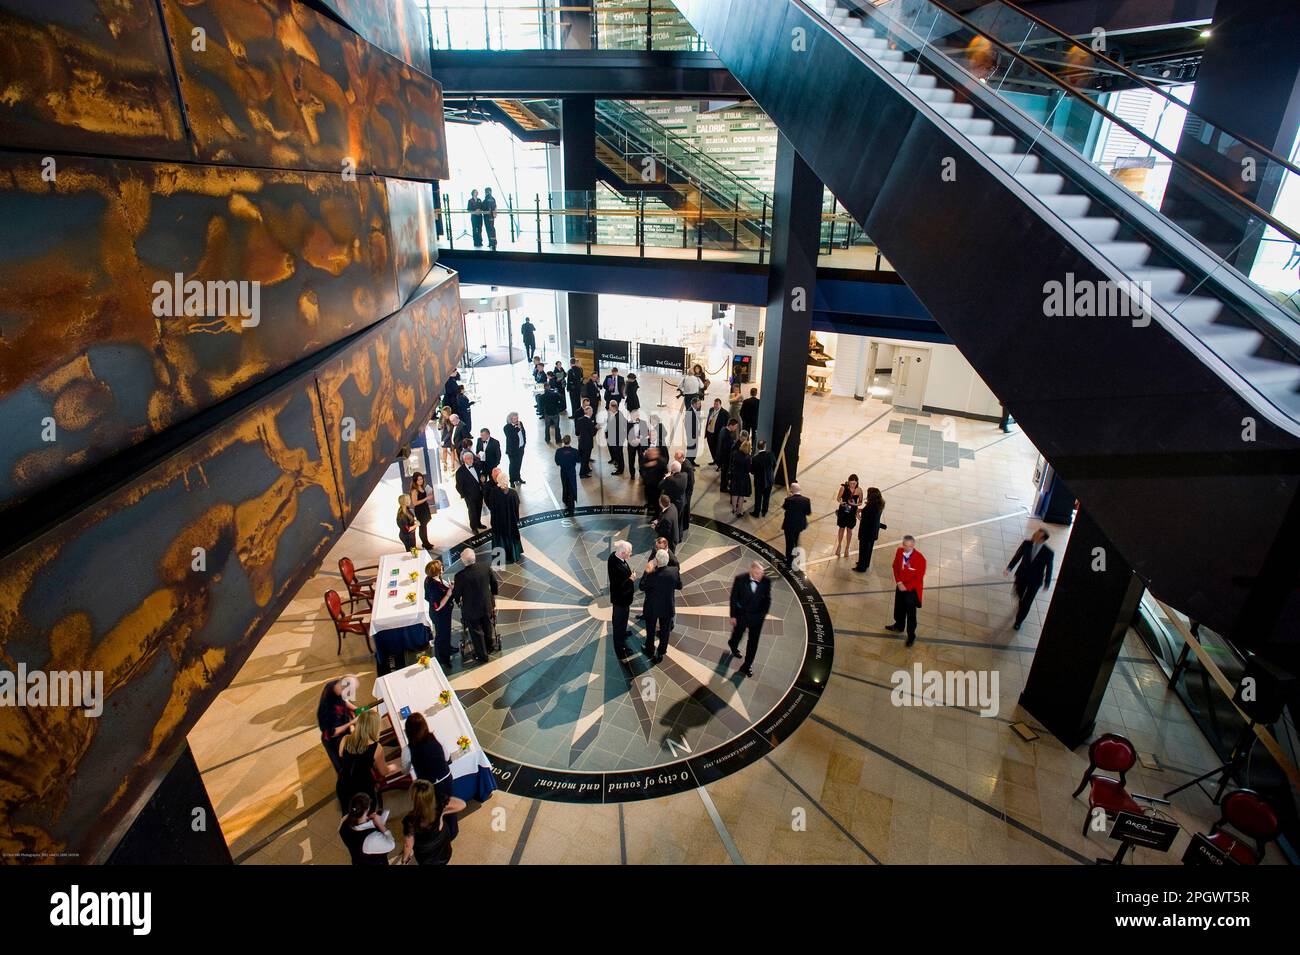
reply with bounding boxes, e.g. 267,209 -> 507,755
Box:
371,661 -> 497,803
369,551 -> 433,638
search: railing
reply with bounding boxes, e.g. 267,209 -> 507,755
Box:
422,1 -> 709,52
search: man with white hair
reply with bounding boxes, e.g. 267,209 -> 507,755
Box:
728,560 -> 772,677
607,540 -> 635,657
662,459 -> 687,538
673,449 -> 695,532
455,450 -> 486,533
451,547 -> 499,663
637,548 -> 681,663
781,481 -> 812,566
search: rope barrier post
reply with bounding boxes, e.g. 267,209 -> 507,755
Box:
775,425 -> 793,489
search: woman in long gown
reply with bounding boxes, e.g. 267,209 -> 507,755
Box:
487,471 -> 524,563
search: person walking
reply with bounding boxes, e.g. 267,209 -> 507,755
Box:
605,400 -> 626,475
638,549 -> 681,663
1005,528 -> 1054,631
834,474 -> 864,557
853,487 -> 887,573
503,412 -> 527,488
481,187 -> 498,250
608,540 -> 635,658
673,450 -> 696,533
467,189 -> 484,247
782,482 -> 812,566
424,559 -> 455,669
520,317 -> 536,362
885,536 -> 927,647
566,358 -> 584,418
409,471 -> 433,550
728,438 -> 752,517
739,387 -> 760,435
749,440 -> 774,517
396,494 -> 418,551
451,547 -> 499,663
455,451 -> 486,533
575,405 -> 596,478
554,435 -> 580,516
728,561 -> 772,678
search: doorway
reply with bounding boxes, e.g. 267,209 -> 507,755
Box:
892,346 -> 930,410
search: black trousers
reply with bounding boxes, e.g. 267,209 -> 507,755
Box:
612,603 -> 630,651
507,450 -> 524,484
855,535 -> 876,570
463,614 -> 495,661
1014,583 -> 1039,627
471,214 -> 483,245
729,616 -> 763,668
681,497 -> 692,531
643,613 -> 672,657
628,448 -> 639,478
579,442 -> 593,476
610,446 -> 625,473
463,494 -> 484,531
524,340 -> 535,361
560,475 -> 576,513
784,529 -> 801,564
568,386 -> 582,415
484,216 -> 497,248
752,484 -> 772,516
892,589 -> 919,636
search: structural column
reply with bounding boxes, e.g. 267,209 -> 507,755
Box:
1161,0 -> 1300,268
560,95 -> 596,245
757,133 -> 822,485
107,744 -> 232,864
567,292 -> 599,373
1019,509 -> 1146,749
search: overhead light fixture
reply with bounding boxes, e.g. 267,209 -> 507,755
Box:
1199,29 -> 1212,38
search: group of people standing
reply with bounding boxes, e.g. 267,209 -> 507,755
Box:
466,187 -> 498,250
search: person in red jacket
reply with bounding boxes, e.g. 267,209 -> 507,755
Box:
885,535 -> 926,646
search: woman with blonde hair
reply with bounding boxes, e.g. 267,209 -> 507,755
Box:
487,470 -> 524,564
337,708 -> 400,811
424,558 -> 454,668
401,779 -> 466,865
728,438 -> 753,517
396,493 -> 417,552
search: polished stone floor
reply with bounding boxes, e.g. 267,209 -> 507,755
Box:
188,353 -> 1270,864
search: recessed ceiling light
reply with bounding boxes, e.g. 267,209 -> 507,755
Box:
1199,29 -> 1212,38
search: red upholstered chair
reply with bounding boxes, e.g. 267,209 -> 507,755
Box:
1072,733 -> 1147,836
1206,790 -> 1279,865
338,557 -> 377,610
372,762 -> 414,804
325,589 -> 372,656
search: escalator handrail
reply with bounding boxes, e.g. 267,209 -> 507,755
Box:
845,0 -> 1300,250
995,0 -> 1300,181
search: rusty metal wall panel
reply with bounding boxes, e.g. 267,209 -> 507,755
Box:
318,268 -> 460,519
160,0 -> 449,181
0,154 -> 402,516
386,178 -> 440,305
0,268 -> 460,862
0,0 -> 190,159
315,0 -> 431,75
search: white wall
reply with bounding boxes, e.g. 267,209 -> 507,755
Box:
867,336 -> 1002,419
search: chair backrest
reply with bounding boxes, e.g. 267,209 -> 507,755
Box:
1090,733 -> 1137,775
339,558 -> 357,587
324,590 -> 346,624
1219,789 -> 1280,842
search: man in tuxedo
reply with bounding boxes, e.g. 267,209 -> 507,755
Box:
575,406 -> 596,478
443,370 -> 462,409
554,436 -> 580,516
455,385 -> 473,429
451,548 -> 499,663
705,398 -> 728,466
607,540 -> 635,657
885,536 -> 927,647
749,439 -> 775,517
566,359 -> 584,418
475,428 -> 502,482
582,372 -> 602,412
1005,528 -> 1054,631
652,494 -> 680,552
673,450 -> 696,533
638,549 -> 681,663
626,411 -> 649,480
455,451 -> 486,533
740,387 -> 760,435
503,413 -> 527,487
603,367 -> 625,406
449,413 -> 470,451
781,482 -> 812,566
717,419 -> 738,491
685,398 -> 704,465
728,561 -> 772,677
662,460 -> 687,519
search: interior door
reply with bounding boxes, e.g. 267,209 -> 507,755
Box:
893,346 -> 931,409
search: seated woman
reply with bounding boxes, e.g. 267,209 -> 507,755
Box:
401,779 -> 466,865
336,708 -> 401,811
405,711 -> 453,800
338,792 -> 394,865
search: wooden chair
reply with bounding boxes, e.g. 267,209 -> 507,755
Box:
325,589 -> 372,656
338,557 -> 377,610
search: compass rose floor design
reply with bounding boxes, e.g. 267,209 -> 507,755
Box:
448,506 -> 833,802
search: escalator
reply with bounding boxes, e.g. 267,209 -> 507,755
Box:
674,0 -> 1300,664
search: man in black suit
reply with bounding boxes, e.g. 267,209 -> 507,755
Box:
455,386 -> 473,429
503,413 -> 527,487
640,447 -> 667,517
652,494 -> 680,551
475,428 -> 502,482
443,370 -> 461,409
1005,528 -> 1055,631
566,359 -> 584,418
449,413 -> 470,451
728,561 -> 772,677
541,384 -> 564,444
740,387 -> 760,435
638,549 -> 681,663
781,482 -> 812,566
451,548 -> 499,663
750,439 -> 775,517
575,406 -> 596,478
554,436 -> 580,516
705,398 -> 728,466
686,398 -> 704,465
455,451 -> 486,533
607,540 -> 635,657
717,419 -> 738,491
662,461 -> 687,522
673,450 -> 696,533
520,317 -> 536,362
603,367 -> 625,406
582,373 -> 601,412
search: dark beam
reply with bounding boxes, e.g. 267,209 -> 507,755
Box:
427,50 -> 744,97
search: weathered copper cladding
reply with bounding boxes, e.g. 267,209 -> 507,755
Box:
0,269 -> 459,862
386,178 -> 440,305
0,0 -> 189,159
0,154 -> 408,516
315,0 -> 431,75
160,0 -> 449,181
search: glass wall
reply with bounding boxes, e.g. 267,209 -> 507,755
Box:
420,0 -> 707,52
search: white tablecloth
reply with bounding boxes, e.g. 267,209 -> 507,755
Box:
371,661 -> 493,790
369,552 -> 433,638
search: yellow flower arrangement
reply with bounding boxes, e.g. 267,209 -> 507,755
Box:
456,735 -> 471,752
438,690 -> 451,706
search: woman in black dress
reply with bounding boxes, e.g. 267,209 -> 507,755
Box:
854,487 -> 887,573
424,559 -> 455,669
404,712 -> 453,800
728,439 -> 753,517
396,494 -> 417,552
409,472 -> 432,551
336,709 -> 399,811
401,779 -> 466,865
834,474 -> 863,558
625,373 -> 640,413
487,473 -> 524,563
338,793 -> 393,865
